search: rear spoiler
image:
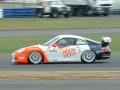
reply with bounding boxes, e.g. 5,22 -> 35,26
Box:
101,37 -> 112,47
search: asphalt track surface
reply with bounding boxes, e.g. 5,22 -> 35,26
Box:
0,79 -> 120,90
0,54 -> 119,71
0,17 -> 120,89
0,28 -> 120,71
0,28 -> 120,37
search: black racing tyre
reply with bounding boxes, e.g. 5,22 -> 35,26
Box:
64,13 -> 69,18
81,50 -> 96,63
103,14 -> 109,16
50,12 -> 59,18
28,51 -> 43,64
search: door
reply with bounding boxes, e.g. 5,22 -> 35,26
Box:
45,38 -> 80,62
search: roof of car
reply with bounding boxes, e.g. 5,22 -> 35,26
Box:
58,35 -> 99,43
58,35 -> 84,39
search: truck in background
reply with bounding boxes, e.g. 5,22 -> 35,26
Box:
2,0 -> 113,17
111,0 -> 120,14
63,0 -> 113,16
36,0 -> 71,18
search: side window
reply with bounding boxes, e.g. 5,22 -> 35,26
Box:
56,38 -> 76,46
76,39 -> 86,45
86,40 -> 101,50
86,40 -> 95,45
57,38 -> 68,46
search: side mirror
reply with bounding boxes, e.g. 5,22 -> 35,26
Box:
51,43 -> 58,47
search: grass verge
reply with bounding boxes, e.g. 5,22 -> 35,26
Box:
0,18 -> 120,30
0,2 -> 37,7
0,35 -> 120,53
0,71 -> 120,79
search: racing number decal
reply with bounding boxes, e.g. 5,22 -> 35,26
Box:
47,46 -> 79,62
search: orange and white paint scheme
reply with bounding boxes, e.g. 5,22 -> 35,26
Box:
12,35 -> 111,64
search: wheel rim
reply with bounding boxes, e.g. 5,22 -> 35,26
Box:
82,51 -> 95,63
29,52 -> 42,64
87,11 -> 93,15
37,13 -> 42,18
53,13 -> 58,18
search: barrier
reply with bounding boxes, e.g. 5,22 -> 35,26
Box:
1,7 -> 119,18
3,7 -> 37,18
0,9 -> 3,18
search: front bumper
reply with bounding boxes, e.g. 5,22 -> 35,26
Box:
12,59 -> 16,64
11,52 -> 28,64
12,52 -> 16,64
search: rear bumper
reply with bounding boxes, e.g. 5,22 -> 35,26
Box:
95,50 -> 111,60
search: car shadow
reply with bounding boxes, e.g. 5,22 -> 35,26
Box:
12,60 -> 110,65
45,58 -> 112,65
42,61 -> 109,65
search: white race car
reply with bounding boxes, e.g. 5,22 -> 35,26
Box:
12,35 -> 111,64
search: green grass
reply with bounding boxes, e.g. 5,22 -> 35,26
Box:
0,36 -> 51,53
0,18 -> 120,30
0,2 -> 37,7
0,35 -> 119,53
0,18 -> 120,53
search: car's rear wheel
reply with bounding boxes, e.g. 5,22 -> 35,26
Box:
28,51 -> 43,64
81,50 -> 96,63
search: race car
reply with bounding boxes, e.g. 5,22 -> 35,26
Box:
12,35 -> 111,64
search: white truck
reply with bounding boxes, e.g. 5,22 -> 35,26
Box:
63,0 -> 113,16
36,0 -> 71,18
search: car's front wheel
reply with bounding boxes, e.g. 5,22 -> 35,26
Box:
81,50 -> 96,63
28,51 -> 43,64
64,13 -> 70,18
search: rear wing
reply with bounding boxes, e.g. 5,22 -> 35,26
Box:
101,37 -> 112,47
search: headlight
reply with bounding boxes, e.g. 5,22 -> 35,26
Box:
12,52 -> 15,56
17,48 -> 25,53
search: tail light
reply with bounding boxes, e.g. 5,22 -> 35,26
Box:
102,53 -> 110,57
101,47 -> 109,51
